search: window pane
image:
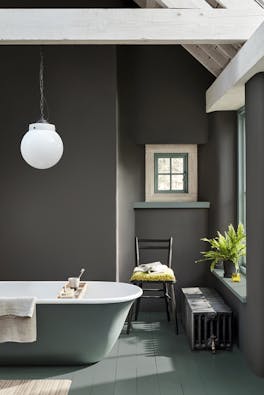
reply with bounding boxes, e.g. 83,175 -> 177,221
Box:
158,158 -> 170,173
238,108 -> 246,267
172,157 -> 184,173
172,175 -> 184,191
158,175 -> 170,190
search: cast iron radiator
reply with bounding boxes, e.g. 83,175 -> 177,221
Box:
182,287 -> 232,351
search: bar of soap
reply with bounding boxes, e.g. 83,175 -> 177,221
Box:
232,273 -> 241,282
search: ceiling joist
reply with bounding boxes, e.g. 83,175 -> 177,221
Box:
134,0 -> 264,76
182,44 -> 223,75
216,0 -> 262,9
155,0 -> 211,8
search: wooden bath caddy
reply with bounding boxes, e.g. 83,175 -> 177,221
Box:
57,281 -> 88,299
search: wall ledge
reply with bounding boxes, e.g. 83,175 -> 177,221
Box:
212,269 -> 247,304
133,202 -> 210,209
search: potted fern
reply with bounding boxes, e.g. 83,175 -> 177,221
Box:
196,223 -> 246,278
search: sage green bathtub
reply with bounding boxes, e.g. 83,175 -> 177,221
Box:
0,281 -> 142,365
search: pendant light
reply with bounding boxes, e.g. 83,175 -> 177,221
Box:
20,49 -> 63,170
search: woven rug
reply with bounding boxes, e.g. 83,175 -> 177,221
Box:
0,380 -> 72,394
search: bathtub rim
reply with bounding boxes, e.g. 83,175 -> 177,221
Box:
0,281 -> 143,304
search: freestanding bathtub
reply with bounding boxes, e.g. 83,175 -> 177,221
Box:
0,281 -> 142,365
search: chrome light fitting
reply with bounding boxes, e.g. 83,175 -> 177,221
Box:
20,48 -> 63,169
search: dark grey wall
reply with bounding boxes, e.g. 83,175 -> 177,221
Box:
199,111 -> 237,236
245,73 -> 264,376
117,46 -> 213,298
117,49 -> 145,282
118,46 -> 212,145
0,46 -> 117,281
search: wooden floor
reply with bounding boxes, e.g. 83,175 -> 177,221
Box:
0,313 -> 263,395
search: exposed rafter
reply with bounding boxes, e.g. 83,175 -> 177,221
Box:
256,0 -> 264,8
134,0 -> 264,76
216,0 -> 262,9
155,0 -> 211,7
134,0 -> 161,7
182,45 -> 224,75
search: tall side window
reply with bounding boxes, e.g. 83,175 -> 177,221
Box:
238,108 -> 246,272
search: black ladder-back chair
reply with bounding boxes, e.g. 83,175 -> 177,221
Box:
127,237 -> 178,335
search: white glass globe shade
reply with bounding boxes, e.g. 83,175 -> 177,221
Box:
20,122 -> 63,169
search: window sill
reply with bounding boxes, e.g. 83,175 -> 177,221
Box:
212,269 -> 247,304
133,202 -> 210,209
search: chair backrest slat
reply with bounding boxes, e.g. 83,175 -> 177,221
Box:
135,237 -> 173,268
139,246 -> 170,250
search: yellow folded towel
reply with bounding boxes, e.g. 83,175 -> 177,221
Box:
130,268 -> 176,282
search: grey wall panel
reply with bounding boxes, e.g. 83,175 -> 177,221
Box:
0,46 -> 117,281
117,48 -> 145,282
199,111 -> 237,236
116,138 -> 144,282
245,73 -> 264,376
116,46 -> 213,286
117,46 -> 213,145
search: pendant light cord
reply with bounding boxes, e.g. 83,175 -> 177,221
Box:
39,48 -> 45,122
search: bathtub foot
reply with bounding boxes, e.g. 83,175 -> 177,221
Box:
126,303 -> 134,335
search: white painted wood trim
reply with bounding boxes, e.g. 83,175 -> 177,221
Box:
0,9 -> 263,44
145,144 -> 198,202
206,20 -> 264,112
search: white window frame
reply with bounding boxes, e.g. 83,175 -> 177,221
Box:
145,144 -> 198,202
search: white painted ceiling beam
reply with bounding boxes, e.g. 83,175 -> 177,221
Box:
0,9 -> 262,45
206,21 -> 264,112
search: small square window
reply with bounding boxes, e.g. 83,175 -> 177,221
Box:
145,144 -> 197,202
154,153 -> 188,193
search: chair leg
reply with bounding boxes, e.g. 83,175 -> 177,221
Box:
163,283 -> 170,322
170,283 -> 179,335
126,303 -> 134,335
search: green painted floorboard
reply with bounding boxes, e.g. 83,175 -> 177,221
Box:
0,313 -> 263,395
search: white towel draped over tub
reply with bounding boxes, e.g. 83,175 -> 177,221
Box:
0,297 -> 36,343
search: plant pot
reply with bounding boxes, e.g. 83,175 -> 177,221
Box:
223,260 -> 236,278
